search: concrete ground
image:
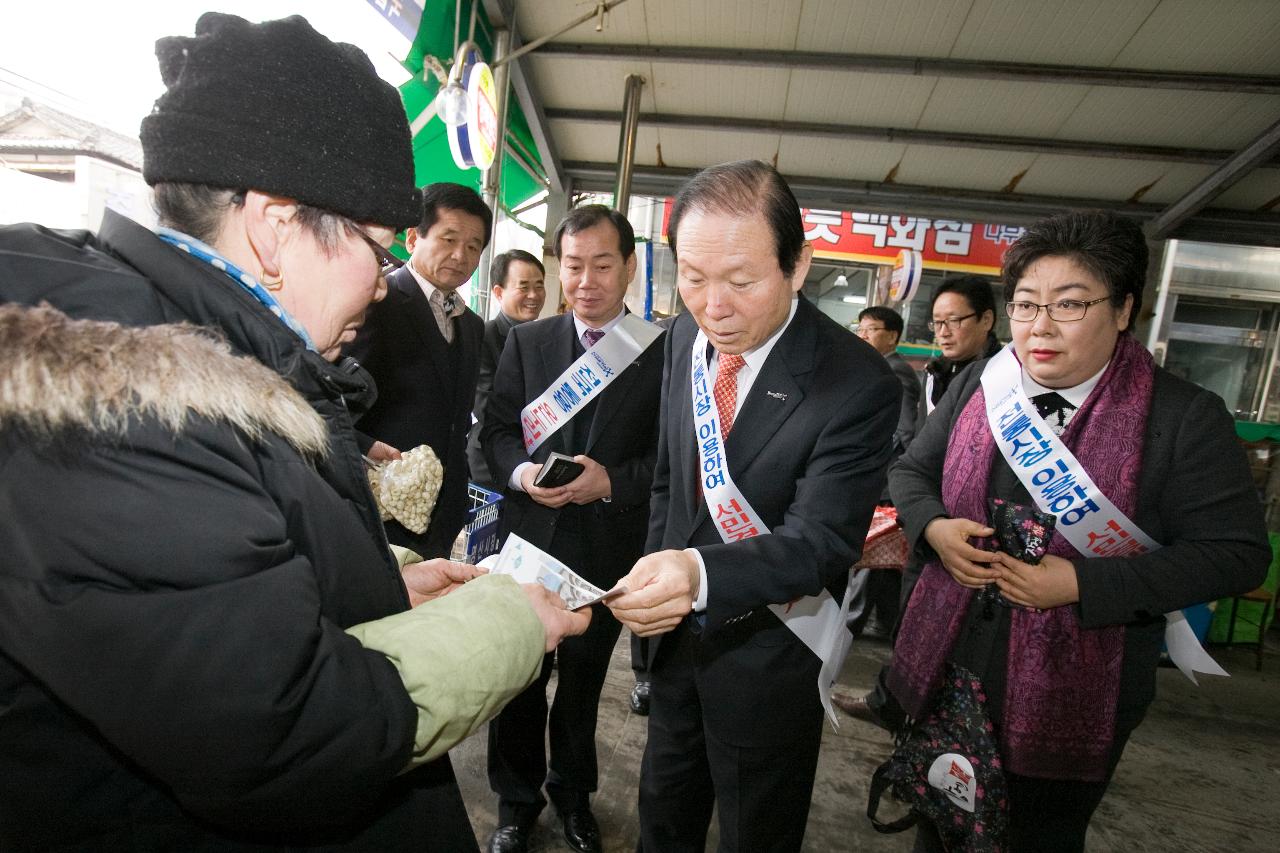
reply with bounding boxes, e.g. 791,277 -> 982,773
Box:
450,627 -> 1280,852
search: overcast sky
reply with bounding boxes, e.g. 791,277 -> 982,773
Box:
0,1 -> 413,135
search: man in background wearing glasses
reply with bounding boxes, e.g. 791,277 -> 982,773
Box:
855,306 -> 921,464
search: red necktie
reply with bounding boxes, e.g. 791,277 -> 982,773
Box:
713,352 -> 747,437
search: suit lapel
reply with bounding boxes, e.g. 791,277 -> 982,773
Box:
455,306 -> 480,380
389,268 -> 451,390
583,349 -> 641,453
583,312 -> 652,453
673,325 -> 701,528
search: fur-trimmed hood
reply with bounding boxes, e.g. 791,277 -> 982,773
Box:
0,303 -> 329,457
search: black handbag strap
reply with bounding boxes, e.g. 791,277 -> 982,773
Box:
866,763 -> 920,834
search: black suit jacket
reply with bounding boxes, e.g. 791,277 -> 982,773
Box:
890,356 -> 1270,722
343,266 -> 483,558
481,312 -> 664,587
645,298 -> 899,741
885,350 -> 922,455
467,312 -> 520,489
649,297 -> 901,625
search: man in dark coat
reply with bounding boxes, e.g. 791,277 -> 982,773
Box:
468,249 -> 547,489
481,206 -> 664,853
608,161 -> 900,852
849,305 -> 923,636
345,182 -> 492,558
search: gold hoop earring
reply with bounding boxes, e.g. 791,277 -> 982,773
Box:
262,270 -> 284,292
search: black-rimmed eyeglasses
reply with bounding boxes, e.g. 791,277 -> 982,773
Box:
927,313 -> 976,333
1005,297 -> 1109,323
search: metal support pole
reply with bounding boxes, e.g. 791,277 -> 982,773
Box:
1147,114 -> 1280,240
542,189 -> 571,316
477,27 -> 513,320
612,74 -> 644,213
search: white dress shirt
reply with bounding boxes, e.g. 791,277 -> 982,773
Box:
405,262 -> 453,304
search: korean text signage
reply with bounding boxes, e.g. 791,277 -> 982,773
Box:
661,201 -> 1025,276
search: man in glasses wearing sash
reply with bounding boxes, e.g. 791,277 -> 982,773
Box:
607,160 -> 901,852
480,205 -> 665,853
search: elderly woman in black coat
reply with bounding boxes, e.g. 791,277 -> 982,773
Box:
0,13 -> 586,852
887,210 -> 1269,852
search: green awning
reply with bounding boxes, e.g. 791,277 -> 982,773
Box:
396,1 -> 546,214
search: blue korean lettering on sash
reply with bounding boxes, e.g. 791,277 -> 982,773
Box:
520,314 -> 663,452
571,365 -> 601,396
552,381 -> 581,413
1060,499 -> 1100,526
998,402 -> 1031,440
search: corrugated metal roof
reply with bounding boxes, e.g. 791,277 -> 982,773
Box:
498,0 -> 1280,243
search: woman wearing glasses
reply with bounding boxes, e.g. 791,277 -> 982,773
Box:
923,275 -> 1003,415
885,211 -> 1267,851
0,14 -> 586,851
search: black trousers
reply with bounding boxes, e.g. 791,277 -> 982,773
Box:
487,599 -> 622,826
630,632 -> 648,677
637,619 -> 824,853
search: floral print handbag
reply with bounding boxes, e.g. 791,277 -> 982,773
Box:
866,663 -> 1010,852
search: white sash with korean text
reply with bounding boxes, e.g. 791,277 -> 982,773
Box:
689,329 -> 865,727
980,344 -> 1226,683
520,314 -> 663,453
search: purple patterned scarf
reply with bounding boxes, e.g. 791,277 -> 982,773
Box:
888,333 -> 1154,782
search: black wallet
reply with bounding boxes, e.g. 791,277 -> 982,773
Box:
534,452 -> 585,488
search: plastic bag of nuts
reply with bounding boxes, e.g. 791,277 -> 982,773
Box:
366,444 -> 444,534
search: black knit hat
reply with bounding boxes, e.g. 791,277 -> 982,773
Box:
141,13 -> 422,230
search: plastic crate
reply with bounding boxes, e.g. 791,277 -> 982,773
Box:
451,484 -> 503,564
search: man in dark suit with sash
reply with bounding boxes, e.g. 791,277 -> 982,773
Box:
481,206 -> 664,853
608,161 -> 900,852
344,182 -> 491,559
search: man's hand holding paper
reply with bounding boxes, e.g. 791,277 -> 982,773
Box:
608,549 -> 700,637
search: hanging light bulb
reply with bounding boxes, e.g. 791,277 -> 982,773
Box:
437,78 -> 469,126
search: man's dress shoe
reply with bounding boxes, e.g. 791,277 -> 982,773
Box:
487,824 -> 530,853
629,679 -> 651,716
831,692 -> 880,725
558,806 -> 603,853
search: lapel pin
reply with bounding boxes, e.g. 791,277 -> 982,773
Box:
766,391 -> 787,400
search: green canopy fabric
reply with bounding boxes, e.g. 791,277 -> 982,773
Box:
1235,420 -> 1280,442
396,1 -> 546,218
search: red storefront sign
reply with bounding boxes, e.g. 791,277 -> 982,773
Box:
660,200 -> 1025,276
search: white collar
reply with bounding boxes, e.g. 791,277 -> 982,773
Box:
1022,361 -> 1109,408
572,306 -> 627,341
405,262 -> 456,303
